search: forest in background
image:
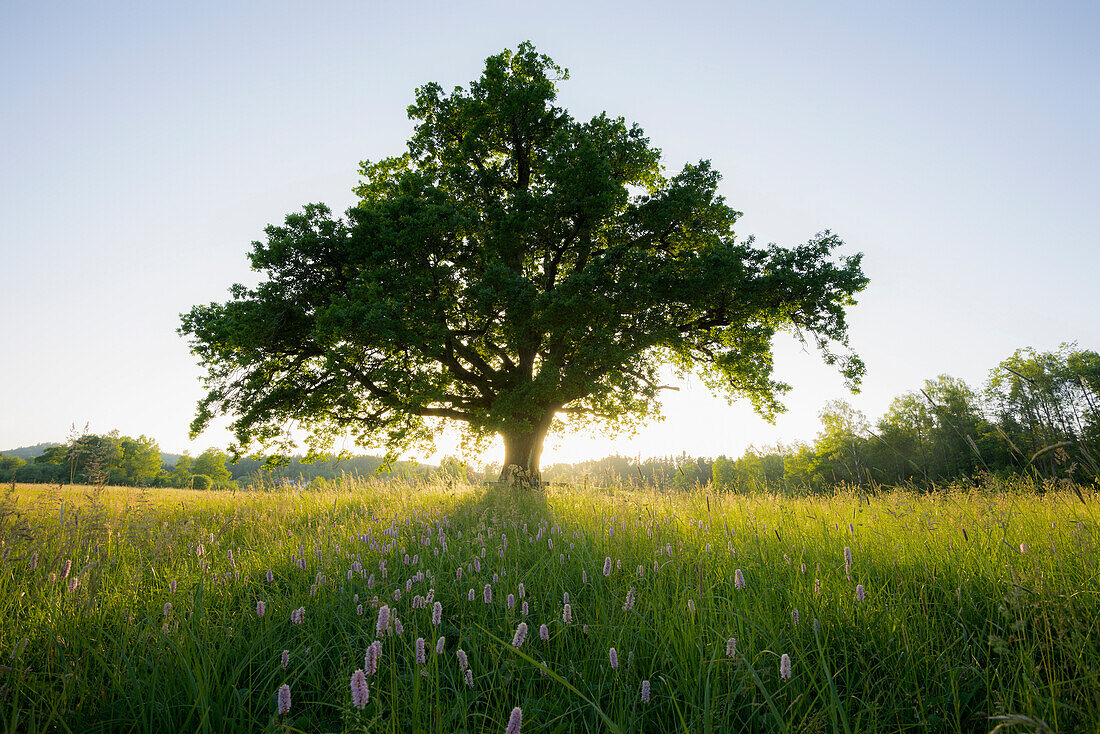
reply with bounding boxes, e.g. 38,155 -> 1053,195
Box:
3,344 -> 1097,492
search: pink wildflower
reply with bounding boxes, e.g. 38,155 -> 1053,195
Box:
512,622 -> 528,648
432,600 -> 442,625
416,637 -> 426,665
277,683 -> 291,715
603,557 -> 612,576
623,586 -> 636,612
169,579 -> 176,593
726,637 -> 736,657
856,584 -> 865,603
436,636 -> 445,654
539,624 -> 549,641
609,647 -> 618,669
780,653 -> 792,681
484,584 -> 492,604
563,603 -> 572,625
376,605 -> 390,636
280,649 -> 289,669
507,593 -> 516,610
291,607 -> 305,625
456,648 -> 468,672
734,569 -> 745,590
641,679 -> 651,703
364,640 -> 381,675
256,600 -> 266,618
464,668 -> 474,687
163,602 -> 172,617
350,669 -> 369,708
505,706 -> 522,734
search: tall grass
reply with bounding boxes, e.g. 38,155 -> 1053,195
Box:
0,477 -> 1096,732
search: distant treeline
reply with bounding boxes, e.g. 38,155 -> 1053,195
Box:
3,344 -> 1096,492
537,344 -> 1100,491
0,435 -> 437,490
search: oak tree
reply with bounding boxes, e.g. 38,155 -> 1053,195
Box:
180,43 -> 868,484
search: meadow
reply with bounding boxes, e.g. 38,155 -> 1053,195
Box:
0,478 -> 1097,733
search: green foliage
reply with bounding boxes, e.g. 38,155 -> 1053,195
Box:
169,453 -> 193,488
192,448 -> 232,484
716,344 -> 1100,492
190,473 -> 213,490
116,435 -> 162,486
179,42 -> 867,475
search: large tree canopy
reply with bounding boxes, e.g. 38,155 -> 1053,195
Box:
180,42 -> 868,483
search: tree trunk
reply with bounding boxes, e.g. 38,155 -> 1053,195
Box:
498,412 -> 553,488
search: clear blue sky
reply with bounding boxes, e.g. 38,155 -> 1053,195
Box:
2,1 -> 1097,465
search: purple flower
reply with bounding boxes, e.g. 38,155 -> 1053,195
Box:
726,637 -> 736,657
277,683 -> 291,715
256,600 -> 266,618
855,584 -> 865,603
603,557 -> 612,577
562,603 -> 572,625
163,602 -> 172,617
456,648 -> 468,672
350,669 -> 369,709
734,569 -> 745,590
376,605 -> 390,636
416,637 -> 426,665
365,640 -> 381,675
280,649 -> 289,670
512,622 -> 528,648
609,647 -> 618,669
641,680 -> 651,703
780,653 -> 792,681
432,600 -> 442,625
622,586 -> 636,612
505,706 -> 522,734
290,607 -> 305,625
484,584 -> 492,604
436,636 -> 445,654
539,624 -> 549,641
507,593 -> 516,610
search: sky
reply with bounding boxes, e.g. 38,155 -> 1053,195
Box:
2,1 -> 1098,467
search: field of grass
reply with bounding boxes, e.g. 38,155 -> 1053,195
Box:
0,478 -> 1098,733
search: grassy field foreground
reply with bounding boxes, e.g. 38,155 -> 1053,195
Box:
0,479 -> 1097,733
